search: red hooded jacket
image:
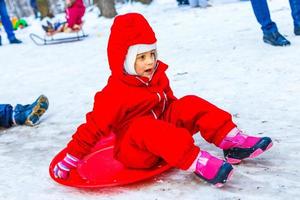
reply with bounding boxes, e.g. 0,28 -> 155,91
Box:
67,13 -> 177,159
66,0 -> 85,28
66,14 -> 236,170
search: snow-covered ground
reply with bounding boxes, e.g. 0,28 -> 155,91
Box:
1,0 -> 300,199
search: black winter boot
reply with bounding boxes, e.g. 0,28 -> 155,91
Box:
294,27 -> 300,35
9,38 -> 22,44
263,31 -> 291,46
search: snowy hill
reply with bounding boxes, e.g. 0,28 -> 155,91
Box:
0,0 -> 300,199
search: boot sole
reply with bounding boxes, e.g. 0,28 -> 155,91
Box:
194,162 -> 234,187
214,169 -> 234,188
263,38 -> 291,46
225,137 -> 273,164
25,95 -> 49,126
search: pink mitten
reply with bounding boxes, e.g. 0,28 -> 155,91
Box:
53,153 -> 80,179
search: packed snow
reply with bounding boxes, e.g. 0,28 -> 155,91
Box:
1,0 -> 300,199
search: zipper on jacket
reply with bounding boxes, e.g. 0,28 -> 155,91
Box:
161,91 -> 167,113
135,76 -> 149,86
156,92 -> 162,102
151,110 -> 158,119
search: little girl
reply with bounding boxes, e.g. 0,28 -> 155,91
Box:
53,13 -> 273,187
65,0 -> 85,32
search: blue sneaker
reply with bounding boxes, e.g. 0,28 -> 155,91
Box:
263,32 -> 291,46
294,27 -> 300,35
9,38 -> 22,44
13,95 -> 49,126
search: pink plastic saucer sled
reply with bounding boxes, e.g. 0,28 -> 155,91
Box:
49,132 -> 171,188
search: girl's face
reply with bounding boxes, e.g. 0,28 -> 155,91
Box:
134,50 -> 156,79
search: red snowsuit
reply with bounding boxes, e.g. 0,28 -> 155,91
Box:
66,13 -> 236,170
65,0 -> 85,29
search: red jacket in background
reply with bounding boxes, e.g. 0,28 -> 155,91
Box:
66,0 -> 85,28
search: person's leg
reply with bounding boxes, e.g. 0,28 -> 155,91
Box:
0,104 -> 13,128
69,7 -> 85,31
249,0 -> 290,46
117,116 -> 232,187
289,0 -> 300,35
65,7 -> 77,29
13,95 -> 49,126
163,95 -> 272,164
30,0 -> 39,18
0,0 -> 16,41
163,96 -> 235,186
249,0 -> 277,34
76,7 -> 85,26
163,95 -> 236,146
117,116 -> 199,170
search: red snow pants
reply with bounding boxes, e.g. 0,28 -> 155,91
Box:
116,95 -> 236,170
66,6 -> 85,28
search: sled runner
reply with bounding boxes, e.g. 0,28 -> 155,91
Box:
49,132 -> 171,188
30,30 -> 88,46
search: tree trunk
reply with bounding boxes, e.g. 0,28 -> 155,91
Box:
5,0 -> 32,18
36,0 -> 54,18
94,0 -> 117,18
48,0 -> 65,14
134,0 -> 152,4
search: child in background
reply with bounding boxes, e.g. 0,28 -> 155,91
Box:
0,95 -> 49,128
53,13 -> 273,187
65,0 -> 85,32
41,0 -> 85,35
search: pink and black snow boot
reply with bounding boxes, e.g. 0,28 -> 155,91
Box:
219,128 -> 273,164
192,150 -> 233,187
